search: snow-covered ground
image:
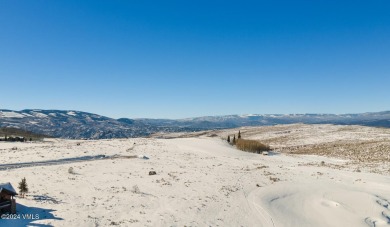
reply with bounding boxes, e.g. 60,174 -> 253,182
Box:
1,126 -> 390,226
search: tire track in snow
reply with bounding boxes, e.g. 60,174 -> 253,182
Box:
236,171 -> 275,227
0,154 -> 136,170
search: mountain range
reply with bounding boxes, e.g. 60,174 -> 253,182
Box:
1,109 -> 390,139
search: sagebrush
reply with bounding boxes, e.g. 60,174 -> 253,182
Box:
236,139 -> 270,153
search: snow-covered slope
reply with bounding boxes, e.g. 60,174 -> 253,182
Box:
0,136 -> 389,226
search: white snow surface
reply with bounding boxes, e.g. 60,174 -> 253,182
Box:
67,111 -> 77,116
0,111 -> 25,118
0,137 -> 389,226
30,112 -> 48,118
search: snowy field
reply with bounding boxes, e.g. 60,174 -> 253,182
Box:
1,124 -> 390,226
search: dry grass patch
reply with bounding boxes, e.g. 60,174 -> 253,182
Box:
236,139 -> 270,153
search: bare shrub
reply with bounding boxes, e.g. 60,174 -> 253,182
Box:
269,176 -> 280,182
68,167 -> 74,174
236,139 -> 270,153
132,185 -> 140,194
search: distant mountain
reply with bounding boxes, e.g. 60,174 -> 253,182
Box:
0,109 -> 153,139
177,112 -> 390,128
1,109 -> 390,139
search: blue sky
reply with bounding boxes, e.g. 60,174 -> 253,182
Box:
1,1 -> 389,119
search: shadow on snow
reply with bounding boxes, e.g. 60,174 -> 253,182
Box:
0,203 -> 62,227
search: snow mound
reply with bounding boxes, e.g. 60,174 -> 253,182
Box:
250,182 -> 390,227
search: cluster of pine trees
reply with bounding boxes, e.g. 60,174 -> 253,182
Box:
0,135 -> 32,142
0,127 -> 46,141
227,130 -> 242,145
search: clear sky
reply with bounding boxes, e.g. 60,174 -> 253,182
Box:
1,1 -> 389,119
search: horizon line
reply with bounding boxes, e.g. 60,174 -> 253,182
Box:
1,108 -> 389,120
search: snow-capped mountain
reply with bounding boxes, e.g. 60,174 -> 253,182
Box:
0,109 -> 153,139
1,109 -> 390,139
141,112 -> 390,129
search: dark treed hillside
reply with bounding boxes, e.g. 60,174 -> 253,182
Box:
0,127 -> 49,140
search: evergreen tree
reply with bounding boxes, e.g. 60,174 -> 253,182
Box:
5,135 -> 7,141
18,177 -> 28,198
238,130 -> 241,139
233,135 -> 236,145
227,135 -> 230,143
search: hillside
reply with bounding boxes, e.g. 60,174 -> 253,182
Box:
162,124 -> 390,174
0,109 -> 153,139
1,109 -> 390,139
